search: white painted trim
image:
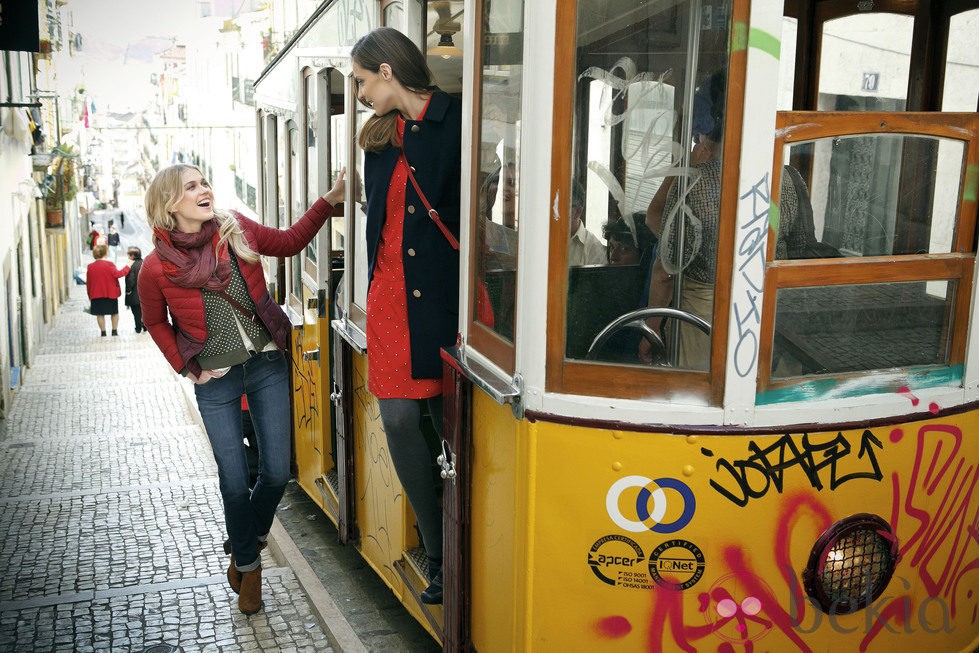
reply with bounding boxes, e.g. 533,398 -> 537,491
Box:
511,0 -> 557,414
721,4 -> 784,425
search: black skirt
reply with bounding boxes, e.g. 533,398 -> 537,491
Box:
90,298 -> 119,315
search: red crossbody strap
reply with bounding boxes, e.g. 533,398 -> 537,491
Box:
400,152 -> 460,250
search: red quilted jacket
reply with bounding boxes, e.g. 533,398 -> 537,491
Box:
138,199 -> 332,376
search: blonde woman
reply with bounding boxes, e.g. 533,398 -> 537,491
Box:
138,164 -> 343,614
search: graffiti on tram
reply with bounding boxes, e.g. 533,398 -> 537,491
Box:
291,328 -> 319,438
702,429 -> 885,507
591,420 -> 978,651
733,172 -> 771,378
352,363 -> 404,583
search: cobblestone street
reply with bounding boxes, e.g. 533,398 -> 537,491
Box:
0,286 -> 334,652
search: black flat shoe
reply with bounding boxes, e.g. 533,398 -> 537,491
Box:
420,568 -> 443,604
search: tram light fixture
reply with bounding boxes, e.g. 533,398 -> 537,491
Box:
802,514 -> 898,615
428,1 -> 462,59
429,31 -> 462,59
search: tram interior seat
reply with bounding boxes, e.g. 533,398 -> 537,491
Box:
566,263 -> 648,360
481,262 -> 649,362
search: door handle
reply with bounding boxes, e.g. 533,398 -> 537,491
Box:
302,348 -> 320,362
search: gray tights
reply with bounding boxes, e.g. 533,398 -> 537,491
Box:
377,397 -> 443,562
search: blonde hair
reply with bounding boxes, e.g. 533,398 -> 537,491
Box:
144,164 -> 259,263
92,244 -> 108,259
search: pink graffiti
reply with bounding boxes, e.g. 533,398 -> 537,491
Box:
897,386 -> 919,406
595,615 -> 632,638
698,574 -> 774,645
898,425 -> 979,612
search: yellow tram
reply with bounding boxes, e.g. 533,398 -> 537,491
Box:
253,0 -> 979,650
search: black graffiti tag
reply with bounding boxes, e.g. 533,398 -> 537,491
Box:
703,430 -> 884,507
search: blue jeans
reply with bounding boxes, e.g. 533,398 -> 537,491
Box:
194,350 -> 290,571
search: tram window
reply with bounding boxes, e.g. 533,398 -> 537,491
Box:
277,117 -> 288,229
471,0 -> 523,357
564,0 -> 732,372
777,17 -> 798,112
771,280 -> 954,379
817,14 -> 912,112
349,80 -> 371,330
942,10 -> 979,112
779,135 -> 962,259
304,71 -> 319,267
263,113 -> 278,229
289,123 -> 303,302
327,69 -> 347,253
382,0 -> 405,30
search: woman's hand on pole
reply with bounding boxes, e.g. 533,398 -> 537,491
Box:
323,168 -> 346,206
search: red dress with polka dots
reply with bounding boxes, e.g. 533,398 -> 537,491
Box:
367,107 -> 442,399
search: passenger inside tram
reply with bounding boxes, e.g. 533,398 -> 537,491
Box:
568,180 -> 607,266
480,162 -> 518,271
642,68 -> 729,370
602,213 -> 655,266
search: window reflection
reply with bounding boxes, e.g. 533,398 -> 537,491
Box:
781,135 -> 962,259
473,0 -> 523,345
327,69 -> 347,253
772,281 -> 954,378
290,125 -> 303,299
818,13 -> 913,112
305,72 -> 319,264
566,0 -> 731,371
351,85 -> 371,326
942,10 -> 979,112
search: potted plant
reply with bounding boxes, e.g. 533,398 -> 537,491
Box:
44,145 -> 79,228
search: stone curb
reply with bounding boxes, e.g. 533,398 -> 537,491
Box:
174,369 -> 368,653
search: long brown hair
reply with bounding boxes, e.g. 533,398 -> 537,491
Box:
144,164 -> 259,263
352,27 -> 436,152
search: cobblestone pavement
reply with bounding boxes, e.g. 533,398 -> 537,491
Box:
274,484 -> 438,652
0,286 -> 333,652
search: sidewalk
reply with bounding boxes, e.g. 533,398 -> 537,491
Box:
0,286 -> 338,652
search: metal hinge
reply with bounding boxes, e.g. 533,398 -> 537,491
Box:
330,381 -> 341,405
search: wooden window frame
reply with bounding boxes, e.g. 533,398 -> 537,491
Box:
757,110 -> 979,393
543,0 -> 749,404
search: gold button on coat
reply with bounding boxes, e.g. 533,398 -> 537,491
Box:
411,124 -> 420,133
412,289 -> 422,298
407,205 -> 415,214
407,248 -> 416,256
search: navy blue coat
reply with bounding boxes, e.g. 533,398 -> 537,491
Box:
363,91 -> 461,379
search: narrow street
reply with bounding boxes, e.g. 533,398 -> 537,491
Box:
0,284 -> 335,652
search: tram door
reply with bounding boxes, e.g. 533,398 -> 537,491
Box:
291,68 -> 350,530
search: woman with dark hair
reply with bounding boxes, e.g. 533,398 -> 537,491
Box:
87,243 -> 129,336
138,163 -> 344,614
340,27 -> 461,604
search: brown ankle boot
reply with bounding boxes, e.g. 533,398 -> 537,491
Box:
238,566 -> 264,615
228,557 -> 243,594
227,541 -> 267,594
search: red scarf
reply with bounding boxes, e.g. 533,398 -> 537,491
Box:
153,219 -> 231,291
